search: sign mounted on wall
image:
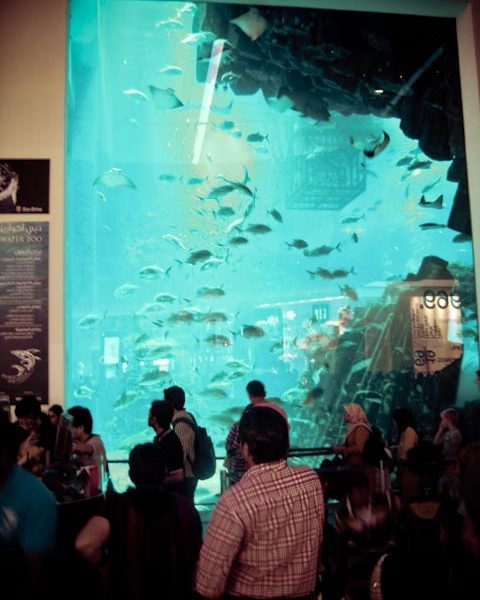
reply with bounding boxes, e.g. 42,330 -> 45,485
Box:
0,159 -> 50,214
0,222 -> 49,404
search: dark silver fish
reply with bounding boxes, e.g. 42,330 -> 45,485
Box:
421,179 -> 441,194
286,239 -> 308,249
196,286 -> 226,298
247,132 -> 269,143
268,208 -> 283,223
452,233 -> 471,243
396,156 -> 412,167
158,173 -> 178,183
139,369 -> 171,386
246,223 -> 271,235
419,194 -> 443,209
186,176 -> 208,186
306,268 -> 335,280
213,120 -> 235,131
206,184 -> 235,200
186,250 -> 213,264
167,309 -> 197,324
341,215 -> 364,224
217,206 -> 235,217
200,312 -> 229,323
205,334 -> 232,346
332,267 -> 355,278
408,160 -> 432,171
339,285 -> 358,300
352,233 -> 359,243
228,236 -> 249,246
419,222 -> 446,230
149,86 -> 184,110
304,243 -> 340,257
241,325 -> 265,338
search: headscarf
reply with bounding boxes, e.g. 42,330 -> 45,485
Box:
343,403 -> 371,442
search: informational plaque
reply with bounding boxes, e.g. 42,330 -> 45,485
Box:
0,222 -> 48,404
410,280 -> 463,376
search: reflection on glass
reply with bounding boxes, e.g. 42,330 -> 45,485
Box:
66,1 -> 478,499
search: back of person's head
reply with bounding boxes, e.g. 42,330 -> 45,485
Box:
129,443 -> 166,489
14,394 -> 41,419
0,421 -> 28,480
239,406 -> 288,464
441,407 -> 459,426
246,380 -> 266,398
392,407 -> 416,432
150,400 -> 173,429
68,405 -> 93,434
48,404 -> 63,418
163,385 -> 185,410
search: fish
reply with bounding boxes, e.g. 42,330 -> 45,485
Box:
225,217 -> 246,235
198,386 -> 229,399
245,223 -> 271,235
303,243 -> 341,257
286,239 -> 308,249
216,206 -> 236,218
158,173 -> 179,183
205,334 -> 232,346
419,222 -> 447,230
200,257 -> 227,270
332,267 -> 355,278
225,360 -> 253,371
156,18 -> 184,30
114,283 -> 139,298
167,310 -> 197,324
149,86 -> 184,110
230,8 -> 268,42
452,233 -> 471,243
339,285 -> 359,300
206,184 -> 235,200
93,168 -> 136,189
200,312 -> 229,323
74,385 -> 95,399
181,31 -> 217,46
138,265 -> 171,280
419,194 -> 443,209
246,132 -> 269,143
217,166 -> 254,198
408,160 -> 432,171
96,191 -> 107,203
220,71 -> 241,85
113,390 -> 138,410
241,325 -> 265,338
122,88 -> 149,102
341,214 -> 364,224
186,249 -> 213,264
351,131 -> 390,158
268,208 -> 283,223
196,286 -> 225,299
139,369 -> 171,386
212,120 -> 235,131
157,65 -> 184,76
153,293 -> 177,304
231,129 -> 242,138
228,236 -> 248,246
352,233 -> 359,243
135,339 -> 175,359
396,156 -> 412,167
186,176 -> 208,186
306,268 -> 335,280
162,233 -> 187,249
78,314 -> 102,329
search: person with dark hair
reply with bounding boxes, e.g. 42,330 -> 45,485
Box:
245,379 -> 289,421
148,400 -> 186,494
0,419 -> 57,596
195,406 -> 324,600
47,404 -> 63,428
391,408 -> 421,501
76,443 -> 202,599
68,406 -> 107,471
15,394 -> 55,474
164,386 -> 198,501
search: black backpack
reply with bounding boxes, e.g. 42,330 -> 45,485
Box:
174,416 -> 216,480
363,426 -> 391,468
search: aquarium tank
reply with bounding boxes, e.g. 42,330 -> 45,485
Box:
66,0 -> 479,500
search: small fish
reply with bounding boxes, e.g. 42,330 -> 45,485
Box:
304,243 -> 340,257
78,314 -> 102,329
213,120 -> 235,131
351,233 -> 359,243
186,176 -> 208,186
228,236 -> 248,246
156,18 -> 184,30
419,222 -> 446,230
93,168 -> 136,189
341,214 -> 364,224
452,233 -> 471,243
157,65 -> 184,76
200,257 -> 226,270
206,184 -> 235,200
114,283 -> 139,298
363,131 -> 390,158
158,173 -> 179,183
149,86 -> 183,110
241,325 -> 265,338
396,156 -> 412,167
196,286 -> 225,299
138,265 -> 170,280
339,285 -> 358,301
74,385 -> 95,399
231,129 -> 242,138
153,293 -> 177,303
286,239 -> 308,250
205,334 -> 232,346
186,249 -> 213,264
113,390 -> 138,410
225,217 -> 245,235
200,312 -> 229,323
181,31 -> 216,46
246,223 -> 271,235
247,132 -> 269,143
139,369 -> 171,386
419,194 -> 443,209
306,268 -> 335,280
162,233 -> 187,249
199,386 -> 229,399
268,208 -> 283,223
408,160 -> 432,171
217,206 -> 235,217
135,340 -> 175,360
421,179 -> 441,194
96,191 -> 107,203
332,267 -> 355,278
122,88 -> 149,102
168,310 -> 197,324
225,360 -> 253,371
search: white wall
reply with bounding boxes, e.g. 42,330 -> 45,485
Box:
0,0 -> 478,408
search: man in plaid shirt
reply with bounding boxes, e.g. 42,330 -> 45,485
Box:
195,406 -> 324,600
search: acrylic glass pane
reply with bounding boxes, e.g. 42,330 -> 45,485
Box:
66,0 -> 479,498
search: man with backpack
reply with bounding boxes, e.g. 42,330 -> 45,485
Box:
164,385 -> 198,501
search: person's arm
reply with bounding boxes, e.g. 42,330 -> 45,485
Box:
75,515 -> 111,565
334,427 -> 370,456
433,423 -> 446,446
194,495 -> 244,599
164,468 -> 185,485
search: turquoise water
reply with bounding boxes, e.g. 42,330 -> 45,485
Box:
66,1 -> 478,497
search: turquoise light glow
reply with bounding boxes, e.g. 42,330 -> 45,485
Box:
66,1 -> 478,499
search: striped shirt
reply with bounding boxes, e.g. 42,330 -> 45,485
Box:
195,459 -> 324,599
173,410 -> 196,478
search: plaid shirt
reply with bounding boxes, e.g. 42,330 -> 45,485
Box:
195,459 -> 324,599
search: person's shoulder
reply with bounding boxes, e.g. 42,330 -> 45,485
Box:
13,466 -> 56,504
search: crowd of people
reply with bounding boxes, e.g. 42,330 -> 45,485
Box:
1,378 -> 480,599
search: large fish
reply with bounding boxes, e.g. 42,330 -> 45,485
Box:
205,334 -> 232,346
149,86 -> 184,110
230,8 -> 268,41
418,194 -> 443,209
304,243 -> 340,257
186,249 -> 213,264
241,325 -> 265,338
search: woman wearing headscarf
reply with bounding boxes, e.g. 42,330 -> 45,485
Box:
333,403 -> 371,466
391,408 -> 421,501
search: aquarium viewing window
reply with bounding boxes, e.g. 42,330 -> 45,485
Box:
66,0 -> 478,499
